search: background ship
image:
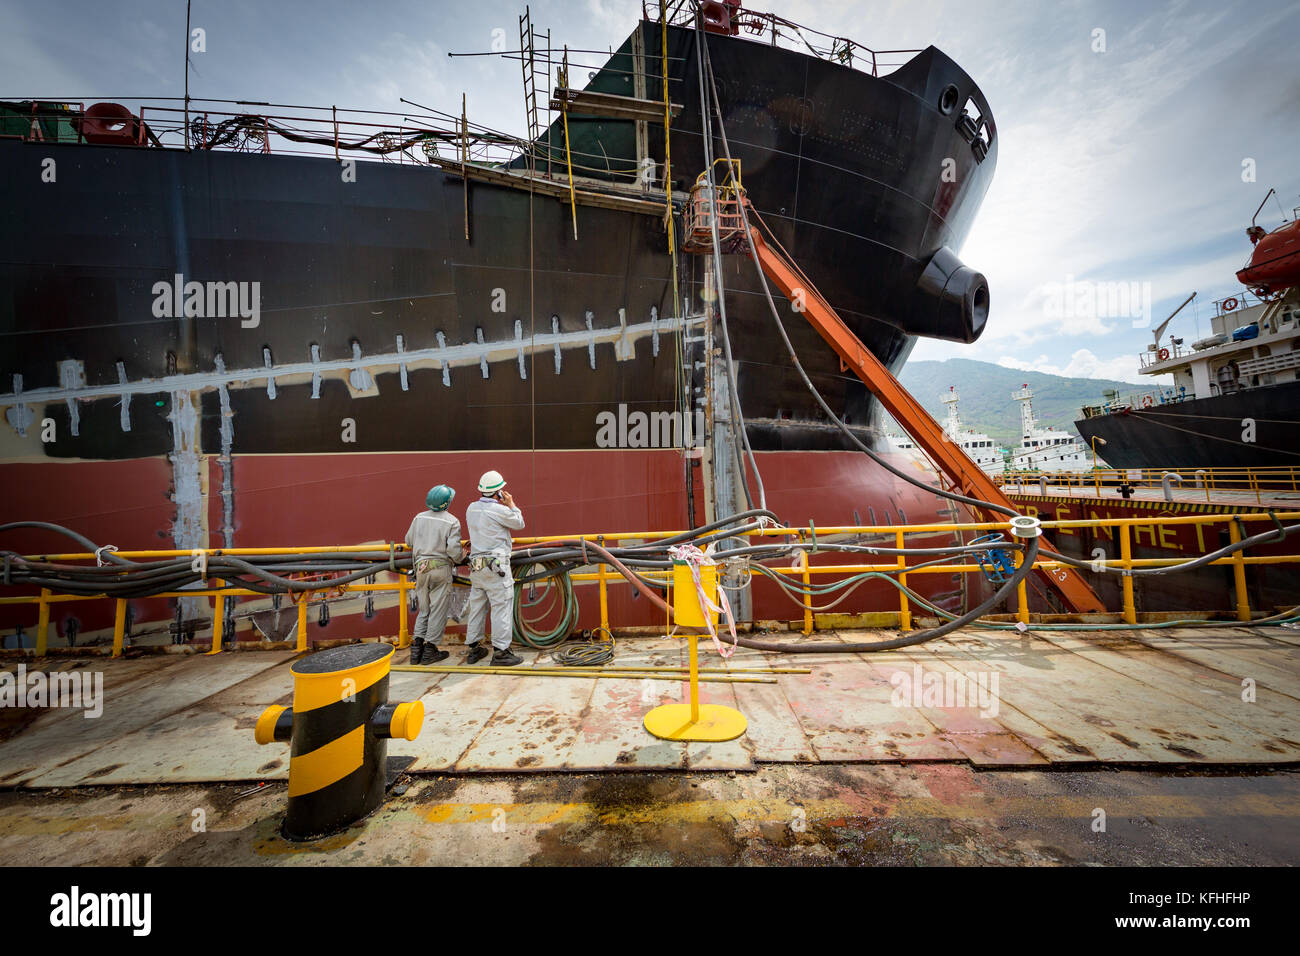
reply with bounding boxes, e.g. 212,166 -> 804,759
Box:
0,3 -> 1002,644
889,386 -> 1005,475
1076,287 -> 1300,469
1008,384 -> 1090,473
1076,194 -> 1299,470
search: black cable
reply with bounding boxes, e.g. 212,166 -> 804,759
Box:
692,17 -> 764,513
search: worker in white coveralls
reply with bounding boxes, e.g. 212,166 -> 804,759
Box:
404,484 -> 465,665
463,470 -> 524,666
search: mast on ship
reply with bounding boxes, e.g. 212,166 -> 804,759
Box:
940,386 -> 962,439
1012,383 -> 1036,440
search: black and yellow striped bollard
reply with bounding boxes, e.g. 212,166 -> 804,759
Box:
254,643 -> 424,841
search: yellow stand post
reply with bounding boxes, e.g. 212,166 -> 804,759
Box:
111,598 -> 127,658
398,579 -> 409,649
643,561 -> 747,742
36,588 -> 50,657
296,593 -> 309,652
205,588 -> 224,655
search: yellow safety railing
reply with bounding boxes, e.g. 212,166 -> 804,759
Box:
1004,464 -> 1300,504
4,511 -> 1298,656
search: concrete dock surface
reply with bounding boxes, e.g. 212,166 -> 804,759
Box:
1,624 -> 1297,864
1,765 -> 1295,866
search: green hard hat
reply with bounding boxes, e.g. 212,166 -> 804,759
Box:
426,485 -> 455,511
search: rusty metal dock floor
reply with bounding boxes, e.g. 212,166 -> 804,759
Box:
2,624 -> 1297,788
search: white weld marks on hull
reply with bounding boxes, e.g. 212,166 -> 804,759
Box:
167,389 -> 203,550
514,320 -> 527,380
348,340 -> 376,394
263,348 -> 276,400
214,354 -> 235,549
0,313 -> 707,413
6,375 -> 33,437
436,331 -> 451,386
310,344 -> 322,399
615,308 -> 635,361
58,360 -> 84,437
396,335 -> 409,391
115,362 -> 132,433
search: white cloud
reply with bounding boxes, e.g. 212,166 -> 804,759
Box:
996,348 -> 1163,384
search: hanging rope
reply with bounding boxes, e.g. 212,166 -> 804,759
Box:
669,543 -> 738,658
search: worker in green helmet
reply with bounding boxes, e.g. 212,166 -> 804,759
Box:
403,484 -> 465,664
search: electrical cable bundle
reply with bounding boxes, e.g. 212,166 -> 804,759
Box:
0,522 -> 415,599
550,628 -> 616,666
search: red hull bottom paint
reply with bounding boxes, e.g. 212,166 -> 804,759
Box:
1,449 -> 985,646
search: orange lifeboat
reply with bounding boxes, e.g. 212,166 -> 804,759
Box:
1236,189 -> 1300,294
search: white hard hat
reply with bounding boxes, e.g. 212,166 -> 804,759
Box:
478,470 -> 507,494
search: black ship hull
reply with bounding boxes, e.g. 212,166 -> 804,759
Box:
1,23 -> 995,461
0,18 -> 1000,639
1074,380 -> 1300,469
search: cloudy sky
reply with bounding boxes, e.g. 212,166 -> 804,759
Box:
3,0 -> 1296,384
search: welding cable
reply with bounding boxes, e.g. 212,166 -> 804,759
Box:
711,540 -> 1025,561
7,554 -> 410,595
504,535 -> 1010,582
724,535 -> 1042,653
886,578 -> 1300,632
769,562 -> 1300,632
755,566 -> 921,614
751,551 -> 1006,614
513,560 -> 579,647
507,529 -> 1040,654
551,628 -> 616,666
524,509 -> 783,559
1036,521 -> 1298,577
692,18 -> 765,512
698,37 -> 1020,523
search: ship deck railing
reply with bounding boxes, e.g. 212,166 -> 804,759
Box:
1003,464 -> 1300,503
657,1 -> 923,77
1,97 -> 653,192
3,511 -> 1298,659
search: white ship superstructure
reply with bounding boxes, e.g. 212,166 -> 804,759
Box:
1010,384 -> 1090,472
940,387 -> 1005,476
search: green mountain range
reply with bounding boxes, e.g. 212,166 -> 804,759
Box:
893,358 -> 1146,450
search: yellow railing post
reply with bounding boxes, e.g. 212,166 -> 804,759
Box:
688,632 -> 700,723
598,561 -> 610,635
111,598 -> 127,658
1228,520 -> 1252,622
207,590 -> 224,655
1119,523 -> 1136,624
896,529 -> 911,631
1015,550 -> 1029,625
398,578 -> 410,649
36,588 -> 50,656
800,546 -> 813,635
297,593 -> 309,652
